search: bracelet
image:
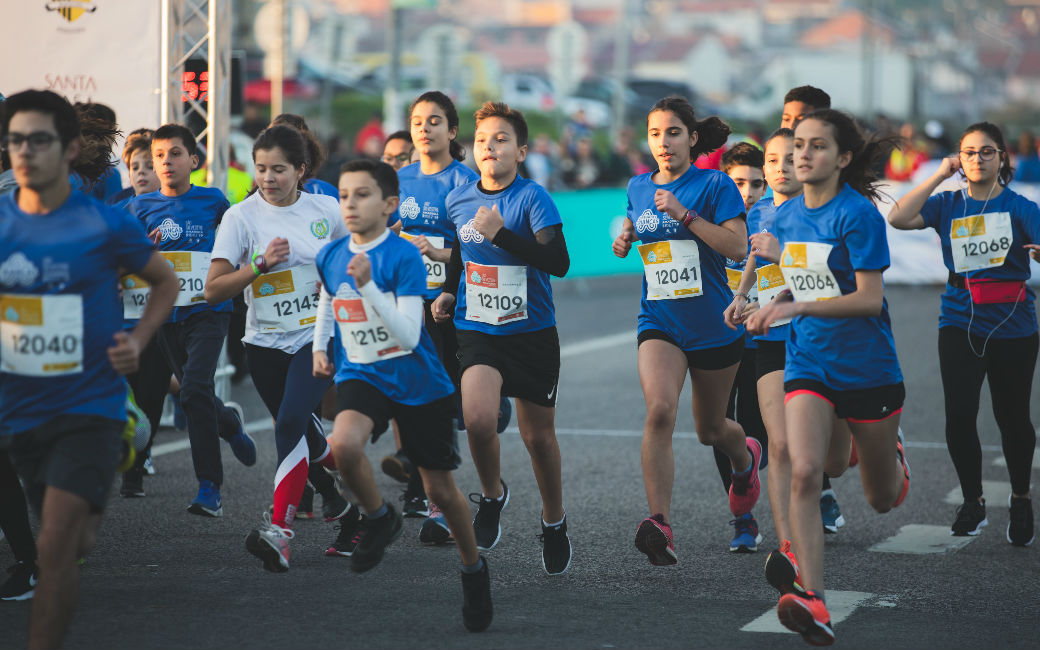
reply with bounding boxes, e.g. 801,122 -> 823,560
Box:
681,209 -> 700,228
250,250 -> 267,276
734,292 -> 749,301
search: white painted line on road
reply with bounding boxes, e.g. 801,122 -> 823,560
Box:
741,590 -> 873,635
151,419 -> 273,457
944,482 -> 1008,505
868,524 -> 976,554
560,331 -> 634,358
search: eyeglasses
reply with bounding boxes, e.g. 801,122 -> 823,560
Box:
1,131 -> 60,152
959,148 -> 1001,162
383,153 -> 411,165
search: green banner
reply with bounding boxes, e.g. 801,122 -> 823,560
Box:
551,188 -> 642,278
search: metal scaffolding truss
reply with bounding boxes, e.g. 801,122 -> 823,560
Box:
161,0 -> 230,192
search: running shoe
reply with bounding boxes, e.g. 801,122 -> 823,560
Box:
187,480 -> 223,517
120,467 -> 146,498
351,505 -> 404,573
471,480 -> 509,552
634,514 -> 677,566
419,503 -> 454,545
539,517 -> 572,575
325,505 -> 363,557
0,561 -> 38,601
729,437 -> 763,516
950,499 -> 988,536
380,449 -> 414,483
322,491 -> 351,522
402,479 -> 430,518
461,556 -> 493,633
497,397 -> 512,434
764,539 -> 803,595
777,590 -> 834,646
245,513 -> 294,573
1008,495 -> 1034,547
820,490 -> 845,534
893,428 -> 910,507
143,455 -> 156,475
729,513 -> 762,553
224,402 -> 257,467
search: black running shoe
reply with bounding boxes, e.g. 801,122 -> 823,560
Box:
402,477 -> 430,518
322,490 -> 351,522
325,505 -> 363,557
470,480 -> 509,551
120,467 -> 146,498
351,505 -> 404,573
461,556 -> 493,632
0,561 -> 37,601
539,517 -> 572,575
1008,495 -> 1035,547
950,499 -> 987,536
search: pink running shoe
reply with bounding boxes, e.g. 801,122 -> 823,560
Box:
729,437 -> 762,516
634,514 -> 677,566
893,435 -> 911,508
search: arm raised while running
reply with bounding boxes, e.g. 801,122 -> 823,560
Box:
888,157 -> 959,230
655,188 -> 747,261
612,218 -> 638,258
204,237 -> 291,304
723,251 -> 761,329
745,270 -> 884,335
473,204 -> 570,277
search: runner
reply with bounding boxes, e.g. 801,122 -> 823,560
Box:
745,109 -> 911,646
611,96 -> 761,568
718,142 -> 769,553
432,101 -> 572,574
204,124 -> 351,571
312,159 -> 493,631
126,123 -> 257,516
888,122 -> 1038,546
0,89 -> 178,649
382,130 -> 414,171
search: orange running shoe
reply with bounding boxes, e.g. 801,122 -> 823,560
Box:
777,590 -> 834,646
764,539 -> 804,595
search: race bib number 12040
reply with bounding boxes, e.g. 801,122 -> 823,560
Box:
1,294 -> 83,376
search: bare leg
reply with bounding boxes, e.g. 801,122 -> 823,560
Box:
328,410 -> 382,513
758,369 -> 791,542
851,414 -> 904,512
460,365 -> 505,499
784,393 -> 833,594
637,340 -> 689,519
515,399 -> 564,523
689,363 -> 751,471
421,468 -> 480,565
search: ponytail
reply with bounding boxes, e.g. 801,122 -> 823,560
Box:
799,109 -> 894,204
648,96 -> 731,160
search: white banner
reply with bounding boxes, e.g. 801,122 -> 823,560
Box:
0,1 -> 162,144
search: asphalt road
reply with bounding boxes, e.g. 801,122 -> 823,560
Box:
3,276 -> 1039,649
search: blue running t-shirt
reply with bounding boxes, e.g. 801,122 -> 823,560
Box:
628,164 -> 746,351
0,190 -> 155,436
746,197 -> 791,344
773,184 -> 902,390
316,233 -> 454,405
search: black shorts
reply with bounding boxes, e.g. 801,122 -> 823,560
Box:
784,378 -> 905,422
336,379 -> 460,471
6,414 -> 123,514
457,326 -> 560,407
755,340 -> 786,380
424,298 -> 460,385
637,329 -> 744,371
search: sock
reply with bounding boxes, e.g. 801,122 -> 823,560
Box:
365,502 -> 388,519
272,457 -> 308,529
461,557 -> 485,574
732,454 -> 753,477
542,513 -> 566,528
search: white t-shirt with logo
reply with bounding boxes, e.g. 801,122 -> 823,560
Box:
211,191 -> 347,353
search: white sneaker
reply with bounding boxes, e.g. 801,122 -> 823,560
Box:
245,513 -> 294,573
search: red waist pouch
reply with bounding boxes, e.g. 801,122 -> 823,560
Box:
964,278 -> 1027,304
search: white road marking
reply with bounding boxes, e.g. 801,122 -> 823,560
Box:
741,590 -> 874,635
868,524 -> 977,554
151,419 -> 274,457
559,331 -> 634,358
944,482 -> 1009,505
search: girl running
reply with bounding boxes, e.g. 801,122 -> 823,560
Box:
746,110 -> 911,646
205,125 -> 350,571
888,122 -> 1039,546
612,96 -> 762,567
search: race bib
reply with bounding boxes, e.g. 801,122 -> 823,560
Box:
465,262 -> 528,324
333,289 -> 409,364
639,240 -> 702,300
726,267 -> 758,301
756,263 -> 792,327
950,212 -> 1012,273
251,264 -> 321,332
399,232 -> 447,290
162,251 -> 210,307
0,294 -> 83,376
121,274 -> 150,320
780,242 -> 841,302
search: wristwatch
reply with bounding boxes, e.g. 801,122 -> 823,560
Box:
251,253 -> 268,276
681,209 -> 700,228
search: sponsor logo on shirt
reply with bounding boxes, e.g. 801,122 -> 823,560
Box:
399,197 -> 421,220
459,219 -> 485,244
310,218 -> 330,240
0,252 -> 40,287
635,209 -> 660,234
156,218 -> 183,241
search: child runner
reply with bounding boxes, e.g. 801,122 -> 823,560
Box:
0,89 -> 178,649
127,123 -> 257,516
888,122 -> 1039,546
746,109 -> 911,646
432,101 -> 572,574
382,130 -> 414,171
204,125 -> 351,571
312,159 -> 493,631
718,142 -> 769,553
611,96 -> 762,567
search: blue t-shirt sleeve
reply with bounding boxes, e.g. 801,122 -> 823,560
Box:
920,193 -> 944,231
108,208 -> 156,274
1015,195 -> 1040,245
842,204 -> 890,272
393,244 -> 429,297
215,194 -> 230,225
712,174 -> 747,225
526,185 -> 563,232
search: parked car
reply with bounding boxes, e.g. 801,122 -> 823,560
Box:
501,73 -> 555,112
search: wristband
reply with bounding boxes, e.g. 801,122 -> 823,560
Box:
734,292 -> 749,301
681,209 -> 700,228
251,251 -> 267,276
